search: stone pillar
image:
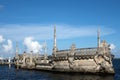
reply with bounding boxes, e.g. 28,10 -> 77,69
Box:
97,28 -> 100,48
97,28 -> 101,53
15,42 -> 19,58
30,51 -> 33,65
53,25 -> 57,56
15,42 -> 19,69
68,44 -> 76,69
22,55 -> 26,66
43,41 -> 47,62
70,44 -> 76,56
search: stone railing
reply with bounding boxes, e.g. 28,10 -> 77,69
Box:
56,47 -> 97,56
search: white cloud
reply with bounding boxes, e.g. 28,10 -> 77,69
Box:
2,39 -> 13,53
0,35 -> 13,58
110,44 -> 116,50
0,24 -> 115,41
0,35 -> 5,43
0,24 -> 116,57
23,37 -> 42,53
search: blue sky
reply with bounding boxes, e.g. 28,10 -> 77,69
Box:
0,0 -> 120,58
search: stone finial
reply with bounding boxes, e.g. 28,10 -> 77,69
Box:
71,44 -> 76,51
70,44 -> 76,56
101,40 -> 107,47
100,40 -> 110,54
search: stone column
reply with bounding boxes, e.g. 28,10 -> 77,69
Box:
15,42 -> 19,59
97,28 -> 100,48
15,42 -> 19,69
43,41 -> 48,63
53,25 -> 57,56
30,51 -> 33,65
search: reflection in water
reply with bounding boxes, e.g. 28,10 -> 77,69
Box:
9,64 -> 11,69
0,65 -> 116,80
47,72 -> 114,80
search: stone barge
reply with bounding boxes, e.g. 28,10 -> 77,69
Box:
14,26 -> 115,74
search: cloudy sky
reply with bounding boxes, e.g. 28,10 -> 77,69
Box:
0,0 -> 120,58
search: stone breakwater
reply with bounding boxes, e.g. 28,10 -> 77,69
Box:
14,26 -> 115,74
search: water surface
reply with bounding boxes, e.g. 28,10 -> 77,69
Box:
0,59 -> 119,80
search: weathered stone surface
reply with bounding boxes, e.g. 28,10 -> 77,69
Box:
14,27 -> 114,74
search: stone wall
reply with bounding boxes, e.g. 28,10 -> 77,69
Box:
53,58 -> 98,72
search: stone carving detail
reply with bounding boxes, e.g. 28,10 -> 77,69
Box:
94,40 -> 114,72
68,44 -> 76,69
15,26 -> 114,74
